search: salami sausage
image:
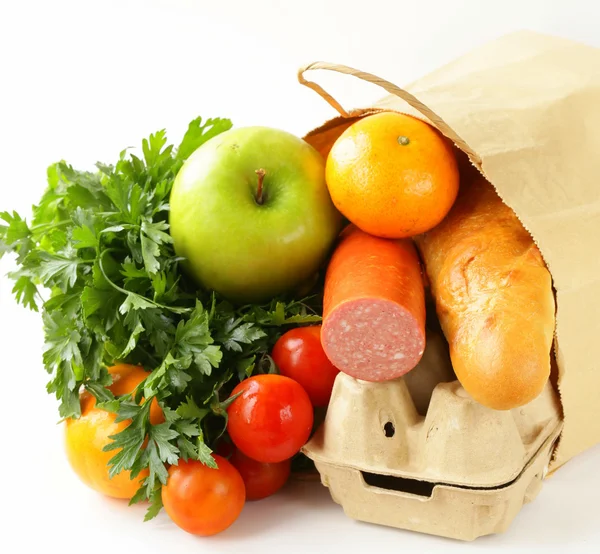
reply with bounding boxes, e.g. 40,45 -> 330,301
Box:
321,226 -> 426,382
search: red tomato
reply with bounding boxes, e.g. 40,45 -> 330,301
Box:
227,374 -> 314,463
161,456 -> 245,536
230,449 -> 291,500
272,325 -> 340,407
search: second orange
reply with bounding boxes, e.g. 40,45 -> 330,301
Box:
325,112 -> 460,238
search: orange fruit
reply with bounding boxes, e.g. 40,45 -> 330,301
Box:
304,117 -> 358,160
325,111 -> 460,238
64,364 -> 164,499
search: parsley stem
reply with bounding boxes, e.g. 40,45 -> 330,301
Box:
287,298 -> 321,316
30,220 -> 70,232
98,249 -> 191,314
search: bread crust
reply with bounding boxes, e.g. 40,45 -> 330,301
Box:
415,177 -> 556,410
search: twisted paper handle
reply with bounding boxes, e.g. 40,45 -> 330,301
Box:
297,61 -> 479,163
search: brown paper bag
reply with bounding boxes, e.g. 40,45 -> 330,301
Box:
298,31 -> 600,539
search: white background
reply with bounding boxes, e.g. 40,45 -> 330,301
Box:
1,1 -> 599,552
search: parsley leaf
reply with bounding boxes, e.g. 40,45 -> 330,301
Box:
176,117 -> 233,162
177,396 -> 211,420
197,439 -> 218,469
0,211 -> 32,261
34,249 -> 83,291
150,423 -> 180,465
144,486 -> 164,521
11,275 -> 39,311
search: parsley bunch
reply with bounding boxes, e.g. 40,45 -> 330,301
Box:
0,116 -> 322,519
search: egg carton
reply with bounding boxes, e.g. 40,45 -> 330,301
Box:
302,355 -> 562,541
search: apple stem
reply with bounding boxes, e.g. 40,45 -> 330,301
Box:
255,169 -> 266,205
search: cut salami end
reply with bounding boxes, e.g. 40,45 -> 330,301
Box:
321,298 -> 426,382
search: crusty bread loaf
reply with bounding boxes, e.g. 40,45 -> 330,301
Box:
415,176 -> 556,410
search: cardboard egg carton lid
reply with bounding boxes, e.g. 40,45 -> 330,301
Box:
304,373 -> 562,489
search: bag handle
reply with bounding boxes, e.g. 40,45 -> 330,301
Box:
297,61 -> 481,165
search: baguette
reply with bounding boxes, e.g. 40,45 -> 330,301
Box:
415,177 -> 556,410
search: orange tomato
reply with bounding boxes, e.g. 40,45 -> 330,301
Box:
64,364 -> 164,499
162,456 -> 246,536
325,111 -> 459,238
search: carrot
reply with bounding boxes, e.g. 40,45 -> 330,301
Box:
321,226 -> 426,382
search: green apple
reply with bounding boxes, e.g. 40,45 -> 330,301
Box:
169,126 -> 342,304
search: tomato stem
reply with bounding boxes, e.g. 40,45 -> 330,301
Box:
255,169 -> 266,205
